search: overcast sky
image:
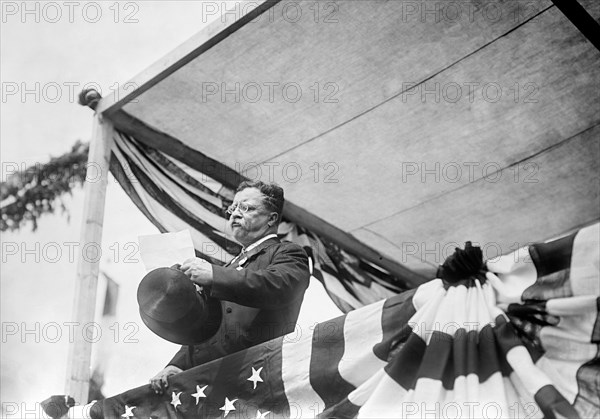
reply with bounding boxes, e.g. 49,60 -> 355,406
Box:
1,2 -> 341,416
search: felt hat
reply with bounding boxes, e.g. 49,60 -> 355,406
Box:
137,267 -> 222,345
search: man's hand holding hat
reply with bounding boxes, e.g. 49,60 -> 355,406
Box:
147,258 -> 211,395
180,257 -> 213,288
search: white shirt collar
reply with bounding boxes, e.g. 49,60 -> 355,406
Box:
244,233 -> 278,253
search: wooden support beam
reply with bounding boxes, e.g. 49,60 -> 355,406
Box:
551,0 -> 600,51
65,115 -> 114,403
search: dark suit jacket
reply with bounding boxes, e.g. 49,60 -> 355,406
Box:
168,237 -> 310,370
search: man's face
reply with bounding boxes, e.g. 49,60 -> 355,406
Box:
228,187 -> 276,247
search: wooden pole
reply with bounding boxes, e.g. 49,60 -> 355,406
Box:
65,114 -> 114,404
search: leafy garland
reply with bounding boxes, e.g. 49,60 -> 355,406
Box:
1,141 -> 89,232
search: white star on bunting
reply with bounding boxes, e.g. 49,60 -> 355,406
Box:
255,409 -> 270,418
121,405 -> 136,418
247,366 -> 264,390
170,391 -> 182,410
192,384 -> 208,405
220,397 -> 238,417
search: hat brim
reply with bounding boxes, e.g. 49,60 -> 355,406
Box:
139,295 -> 222,345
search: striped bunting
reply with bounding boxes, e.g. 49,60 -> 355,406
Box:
108,130 -> 407,311
488,222 -> 600,418
63,223 -> 598,419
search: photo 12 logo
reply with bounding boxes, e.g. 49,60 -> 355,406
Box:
200,81 -> 339,104
235,161 -> 340,184
200,1 -> 341,24
401,241 -> 534,264
1,241 -> 141,264
400,161 -> 540,184
1,81 -> 139,104
2,321 -> 139,344
397,1 -> 542,24
400,81 -> 539,104
400,401 -> 540,419
1,1 -> 140,24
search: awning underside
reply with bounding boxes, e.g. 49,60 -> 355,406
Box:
109,0 -> 599,277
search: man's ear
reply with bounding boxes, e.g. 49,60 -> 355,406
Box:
268,212 -> 279,226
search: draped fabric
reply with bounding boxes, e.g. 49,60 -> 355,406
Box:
69,223 -> 598,419
109,131 -> 404,312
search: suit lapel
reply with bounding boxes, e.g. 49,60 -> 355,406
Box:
239,237 -> 280,267
225,237 -> 280,268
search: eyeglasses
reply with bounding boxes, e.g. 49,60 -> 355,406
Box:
225,201 -> 259,215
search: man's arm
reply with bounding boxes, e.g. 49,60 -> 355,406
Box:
167,345 -> 191,370
210,243 -> 310,309
149,347 -> 187,394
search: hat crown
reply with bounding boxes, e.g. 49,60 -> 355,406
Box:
137,267 -> 223,345
137,267 -> 199,322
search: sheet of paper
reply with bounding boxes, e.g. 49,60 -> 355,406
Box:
138,230 -> 196,271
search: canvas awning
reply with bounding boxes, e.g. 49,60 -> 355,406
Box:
94,0 -> 599,278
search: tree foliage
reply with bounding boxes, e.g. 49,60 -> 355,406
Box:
1,141 -> 89,232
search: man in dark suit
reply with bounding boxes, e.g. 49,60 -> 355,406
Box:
150,181 -> 310,393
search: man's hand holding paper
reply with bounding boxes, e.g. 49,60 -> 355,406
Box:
180,257 -> 213,288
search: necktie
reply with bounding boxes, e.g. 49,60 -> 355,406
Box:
228,250 -> 247,268
237,250 -> 248,267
